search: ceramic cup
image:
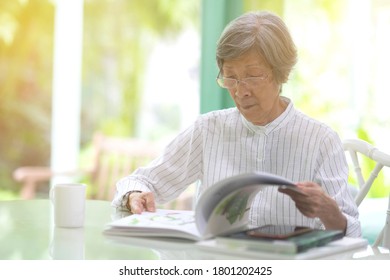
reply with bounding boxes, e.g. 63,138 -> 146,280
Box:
51,183 -> 86,228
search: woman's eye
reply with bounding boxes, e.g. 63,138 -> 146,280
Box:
248,73 -> 263,77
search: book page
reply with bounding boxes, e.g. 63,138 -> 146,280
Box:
195,172 -> 297,239
105,209 -> 201,241
201,186 -> 260,238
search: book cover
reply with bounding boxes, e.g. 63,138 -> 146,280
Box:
196,237 -> 368,259
217,225 -> 344,254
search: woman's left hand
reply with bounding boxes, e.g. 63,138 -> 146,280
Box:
279,182 -> 347,232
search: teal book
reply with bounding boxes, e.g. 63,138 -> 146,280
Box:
216,225 -> 344,254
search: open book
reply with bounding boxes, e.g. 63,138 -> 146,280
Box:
104,172 -> 298,241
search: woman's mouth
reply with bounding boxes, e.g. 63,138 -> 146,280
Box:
240,103 -> 256,110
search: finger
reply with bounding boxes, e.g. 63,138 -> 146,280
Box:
129,193 -> 146,214
129,198 -> 144,214
278,186 -> 309,197
296,182 -> 323,191
143,192 -> 156,212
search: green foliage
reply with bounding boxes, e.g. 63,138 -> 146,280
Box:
0,0 -> 199,197
0,188 -> 19,200
81,0 -> 199,141
244,0 -> 285,14
80,0 -> 199,163
0,0 -> 54,195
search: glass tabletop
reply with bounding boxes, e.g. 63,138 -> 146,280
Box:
1,199 -> 389,260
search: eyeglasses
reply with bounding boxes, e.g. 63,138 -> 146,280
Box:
216,73 -> 269,89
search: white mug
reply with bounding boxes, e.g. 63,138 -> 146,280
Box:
51,183 -> 86,228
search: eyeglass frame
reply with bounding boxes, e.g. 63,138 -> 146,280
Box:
215,71 -> 269,89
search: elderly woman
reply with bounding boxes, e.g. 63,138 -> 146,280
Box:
112,11 -> 361,237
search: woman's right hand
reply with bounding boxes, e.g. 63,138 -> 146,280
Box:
128,191 -> 156,214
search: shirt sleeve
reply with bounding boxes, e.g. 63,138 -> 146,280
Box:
111,118 -> 204,209
314,131 -> 362,237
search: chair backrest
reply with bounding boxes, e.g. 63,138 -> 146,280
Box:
343,138 -> 390,247
13,131 -> 193,209
343,139 -> 390,206
89,133 -> 194,210
89,133 -> 162,200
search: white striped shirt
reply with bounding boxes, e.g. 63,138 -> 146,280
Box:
113,97 -> 361,237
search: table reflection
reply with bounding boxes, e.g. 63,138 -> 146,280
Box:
50,227 -> 85,260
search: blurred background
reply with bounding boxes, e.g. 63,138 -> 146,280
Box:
1,0 -> 389,200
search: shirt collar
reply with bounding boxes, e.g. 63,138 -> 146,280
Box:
241,96 -> 295,135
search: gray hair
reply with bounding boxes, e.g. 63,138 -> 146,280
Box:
216,11 -> 297,84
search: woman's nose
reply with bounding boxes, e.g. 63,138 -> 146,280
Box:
234,82 -> 251,97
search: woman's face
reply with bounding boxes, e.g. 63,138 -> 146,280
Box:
222,49 -> 284,126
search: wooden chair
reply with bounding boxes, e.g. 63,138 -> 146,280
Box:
343,138 -> 390,248
13,133 -> 162,201
13,132 -> 193,210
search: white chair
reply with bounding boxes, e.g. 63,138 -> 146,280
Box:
343,138 -> 390,248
